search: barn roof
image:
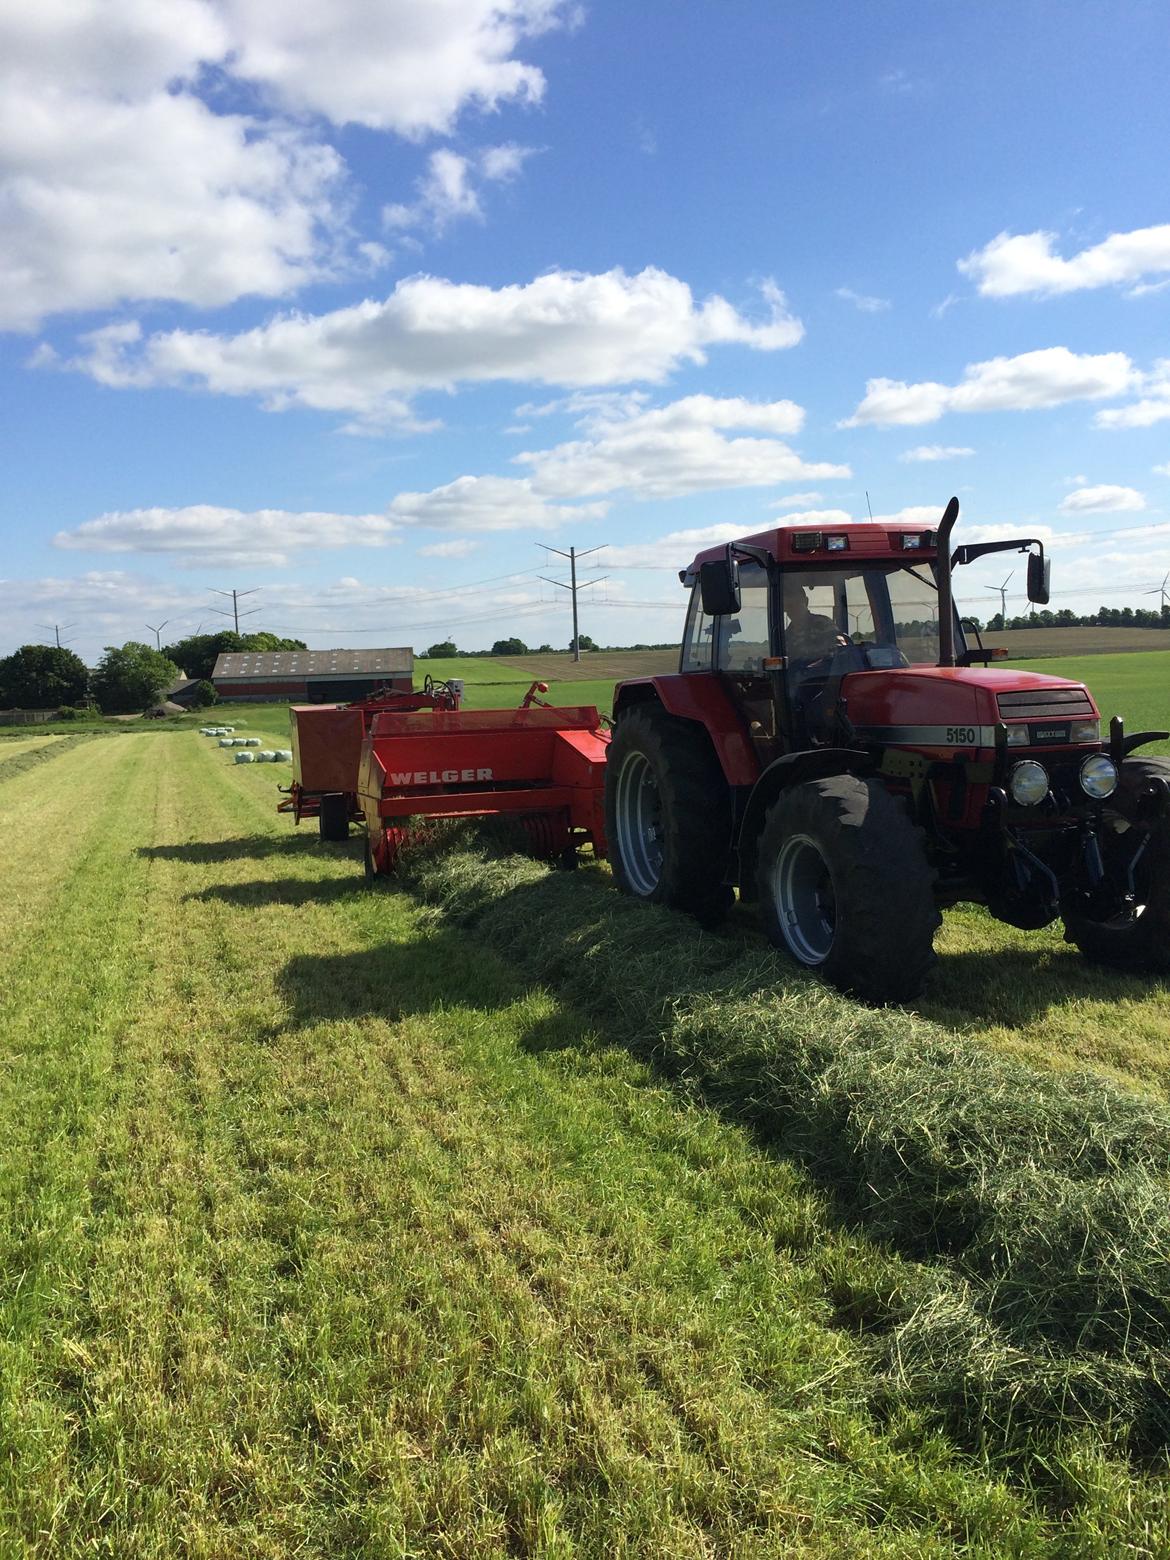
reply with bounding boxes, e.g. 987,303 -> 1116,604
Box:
213,648 -> 413,682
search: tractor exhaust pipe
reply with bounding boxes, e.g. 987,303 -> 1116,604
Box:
935,496 -> 960,668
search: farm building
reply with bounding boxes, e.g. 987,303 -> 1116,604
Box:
212,648 -> 414,704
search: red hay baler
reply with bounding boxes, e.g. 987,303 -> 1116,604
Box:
358,683 -> 609,876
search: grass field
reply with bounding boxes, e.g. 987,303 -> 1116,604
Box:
2,691 -> 1170,1552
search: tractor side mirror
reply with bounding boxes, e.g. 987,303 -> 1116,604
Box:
1027,552 -> 1051,605
699,557 -> 741,617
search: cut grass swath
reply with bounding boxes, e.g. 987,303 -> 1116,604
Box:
398,827 -> 1170,1457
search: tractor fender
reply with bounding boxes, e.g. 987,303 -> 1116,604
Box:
612,675 -> 758,786
737,748 -> 875,898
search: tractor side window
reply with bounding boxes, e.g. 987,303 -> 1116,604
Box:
715,563 -> 770,673
886,566 -> 941,664
680,584 -> 715,672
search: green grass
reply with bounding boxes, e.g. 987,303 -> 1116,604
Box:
5,735 -> 1170,1553
1016,650 -> 1170,757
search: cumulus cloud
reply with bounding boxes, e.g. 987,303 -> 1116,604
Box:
388,474 -> 608,532
1155,462 -> 1170,477
61,269 -> 805,431
1058,485 -> 1147,514
54,504 -> 401,567
1094,361 -> 1170,429
899,444 -> 975,462
843,347 -> 1136,427
383,143 -> 535,233
516,394 -> 843,500
0,0 -> 571,328
222,0 -> 567,136
960,224 -> 1170,299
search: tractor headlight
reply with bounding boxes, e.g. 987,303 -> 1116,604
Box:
1079,753 -> 1118,801
1069,718 -> 1100,744
1005,724 -> 1029,747
1009,760 -> 1050,807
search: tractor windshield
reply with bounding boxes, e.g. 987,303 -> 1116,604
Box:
782,563 -> 959,668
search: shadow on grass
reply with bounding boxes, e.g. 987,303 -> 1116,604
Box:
139,833 -> 357,865
923,943 -> 1160,1027
277,922 -> 520,1026
190,874 -> 366,908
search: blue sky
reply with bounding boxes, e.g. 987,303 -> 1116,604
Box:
2,0 -> 1169,662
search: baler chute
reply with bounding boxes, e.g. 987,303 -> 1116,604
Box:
358,683 -> 609,874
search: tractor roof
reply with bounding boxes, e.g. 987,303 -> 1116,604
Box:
685,520 -> 938,578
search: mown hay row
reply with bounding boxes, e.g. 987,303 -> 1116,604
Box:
398,830 -> 1170,1455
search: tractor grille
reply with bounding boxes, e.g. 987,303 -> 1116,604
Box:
997,687 -> 1094,721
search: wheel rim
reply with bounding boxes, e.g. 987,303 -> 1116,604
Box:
613,749 -> 664,895
769,832 -> 836,965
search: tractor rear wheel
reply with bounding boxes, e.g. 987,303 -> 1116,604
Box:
318,793 -> 350,841
1064,757 -> 1170,973
757,775 -> 939,1003
605,705 -> 732,922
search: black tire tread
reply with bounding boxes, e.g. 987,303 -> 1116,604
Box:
605,705 -> 732,921
757,775 -> 940,1003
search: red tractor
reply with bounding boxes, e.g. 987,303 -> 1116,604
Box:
605,498 -> 1170,1003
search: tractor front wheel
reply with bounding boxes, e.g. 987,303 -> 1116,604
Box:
757,775 -> 939,1003
318,793 -> 350,841
605,705 -> 732,923
1064,757 -> 1170,973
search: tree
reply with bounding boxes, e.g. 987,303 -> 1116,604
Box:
0,644 -> 89,709
572,634 -> 598,652
426,640 -> 457,658
194,679 -> 219,707
91,643 -> 180,714
163,630 -> 308,681
491,637 -> 529,656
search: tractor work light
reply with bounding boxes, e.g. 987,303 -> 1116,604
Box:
791,532 -> 822,552
1069,718 -> 1100,745
825,534 -> 849,552
1079,753 -> 1118,800
1009,760 -> 1050,807
900,533 -> 923,549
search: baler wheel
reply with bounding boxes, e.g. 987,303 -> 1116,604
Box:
605,705 -> 732,923
318,793 -> 350,841
1063,757 -> 1170,973
757,775 -> 939,1003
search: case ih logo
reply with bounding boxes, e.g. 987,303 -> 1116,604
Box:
390,767 -> 493,785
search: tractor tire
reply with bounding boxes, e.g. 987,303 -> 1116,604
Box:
605,704 -> 732,923
757,775 -> 940,1003
1063,757 -> 1170,974
318,793 -> 350,842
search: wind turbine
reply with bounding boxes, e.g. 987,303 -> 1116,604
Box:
145,620 -> 170,650
1144,573 -> 1170,614
986,571 -> 1014,626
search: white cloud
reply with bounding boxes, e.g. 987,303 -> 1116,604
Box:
61,269 -> 805,431
383,143 -> 535,233
517,394 -> 845,500
53,505 -> 401,567
868,505 -> 950,528
417,538 -> 481,557
770,491 -> 824,509
835,286 -> 890,313
1154,462 -> 1170,477
843,347 -> 1136,427
221,0 -> 568,137
388,475 -> 609,532
1094,361 -> 1170,429
0,0 -> 571,328
1059,485 -> 1147,514
899,445 -> 975,463
960,224 -> 1170,298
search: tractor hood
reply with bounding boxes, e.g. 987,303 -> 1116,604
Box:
842,666 -> 1099,748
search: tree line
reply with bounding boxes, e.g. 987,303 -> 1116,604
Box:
0,630 -> 306,715
976,604 -> 1170,633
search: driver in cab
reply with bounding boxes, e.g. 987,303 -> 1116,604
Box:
782,576 -> 848,662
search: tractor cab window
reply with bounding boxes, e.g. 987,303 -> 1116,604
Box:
715,563 -> 770,673
680,584 -> 715,672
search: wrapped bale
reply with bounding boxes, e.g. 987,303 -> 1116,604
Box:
234,750 -> 256,764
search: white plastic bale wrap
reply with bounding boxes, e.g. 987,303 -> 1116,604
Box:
234,750 -> 256,764
258,751 -> 276,762
245,738 -> 261,747
219,738 -> 234,747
